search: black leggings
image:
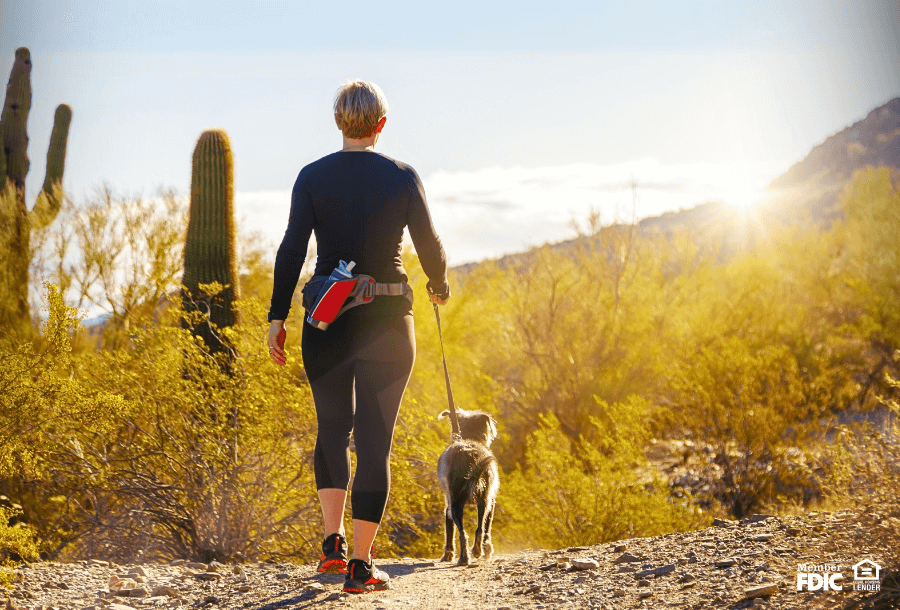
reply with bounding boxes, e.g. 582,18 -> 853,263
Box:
302,311 -> 415,524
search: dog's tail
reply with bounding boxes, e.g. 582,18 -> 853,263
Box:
463,453 -> 497,498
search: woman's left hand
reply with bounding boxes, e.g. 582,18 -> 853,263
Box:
268,321 -> 287,366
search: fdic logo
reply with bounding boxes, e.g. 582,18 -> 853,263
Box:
797,563 -> 843,591
796,559 -> 881,592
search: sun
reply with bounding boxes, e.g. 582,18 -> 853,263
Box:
722,186 -> 766,213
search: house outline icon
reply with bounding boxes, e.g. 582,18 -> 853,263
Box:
853,559 -> 881,581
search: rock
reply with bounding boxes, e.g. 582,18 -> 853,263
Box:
306,583 -> 326,592
203,596 -> 219,604
90,560 -> 110,568
613,544 -> 627,552
185,562 -> 207,571
715,558 -> 738,568
169,559 -> 186,567
231,565 -> 244,575
237,584 -> 251,592
752,599 -> 768,608
571,558 -> 600,570
127,567 -> 147,577
639,590 -> 653,598
57,582 -> 70,590
6,598 -> 19,610
107,605 -> 138,610
785,527 -> 803,536
746,514 -> 774,523
207,561 -> 223,572
617,566 -> 637,573
194,572 -> 221,581
713,518 -> 735,527
524,584 -> 542,594
557,562 -> 571,570
636,564 -> 675,577
128,588 -> 147,598
637,579 -> 651,586
613,552 -> 642,564
12,572 -> 23,584
150,586 -> 175,597
325,592 -> 345,601
567,546 -> 589,552
744,583 -> 778,598
275,573 -> 289,579
539,563 -> 556,571
613,589 -> 626,597
753,534 -> 774,542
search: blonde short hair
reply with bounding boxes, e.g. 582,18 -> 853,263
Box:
333,80 -> 389,138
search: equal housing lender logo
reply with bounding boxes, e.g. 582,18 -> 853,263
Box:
796,559 -> 881,592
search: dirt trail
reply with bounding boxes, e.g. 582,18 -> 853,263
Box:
6,506 -> 898,610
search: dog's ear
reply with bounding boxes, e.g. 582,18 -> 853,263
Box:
479,413 -> 498,442
438,410 -> 450,421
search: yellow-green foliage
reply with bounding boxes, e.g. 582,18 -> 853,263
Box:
0,283 -> 124,479
40,291 -> 320,562
2,167 -> 899,561
502,406 -> 705,549
0,506 -> 38,564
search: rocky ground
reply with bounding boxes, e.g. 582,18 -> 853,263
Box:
5,507 -> 898,610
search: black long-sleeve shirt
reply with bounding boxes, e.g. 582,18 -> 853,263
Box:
268,150 -> 449,320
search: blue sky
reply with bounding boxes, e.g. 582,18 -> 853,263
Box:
3,1 -> 899,263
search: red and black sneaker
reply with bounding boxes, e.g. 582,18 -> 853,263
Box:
342,558 -> 392,593
316,532 -> 348,574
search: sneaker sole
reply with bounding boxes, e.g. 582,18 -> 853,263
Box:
317,559 -> 347,574
342,579 -> 392,593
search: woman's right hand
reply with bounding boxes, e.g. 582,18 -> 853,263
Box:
268,321 -> 287,366
429,293 -> 449,306
427,280 -> 450,306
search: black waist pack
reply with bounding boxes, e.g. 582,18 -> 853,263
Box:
301,271 -> 413,330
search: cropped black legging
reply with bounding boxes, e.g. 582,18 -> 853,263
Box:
301,310 -> 415,524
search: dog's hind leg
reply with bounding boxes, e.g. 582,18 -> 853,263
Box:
440,504 -> 455,562
471,495 -> 487,559
450,499 -> 470,566
482,501 -> 495,560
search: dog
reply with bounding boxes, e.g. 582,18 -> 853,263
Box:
437,408 -> 499,566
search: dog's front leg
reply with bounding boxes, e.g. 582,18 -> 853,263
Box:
440,504 -> 455,562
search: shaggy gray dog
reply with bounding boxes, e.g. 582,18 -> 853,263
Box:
437,408 -> 499,566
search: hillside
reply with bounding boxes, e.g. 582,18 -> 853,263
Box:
769,97 -> 900,191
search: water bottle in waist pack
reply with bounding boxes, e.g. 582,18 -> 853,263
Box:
304,260 -> 413,330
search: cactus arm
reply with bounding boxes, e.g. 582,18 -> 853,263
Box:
0,47 -> 32,190
30,104 -> 72,229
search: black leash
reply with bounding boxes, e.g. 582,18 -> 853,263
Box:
433,302 -> 462,442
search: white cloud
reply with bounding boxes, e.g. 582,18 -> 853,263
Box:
235,158 -> 782,266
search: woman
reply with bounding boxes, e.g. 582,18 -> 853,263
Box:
267,80 -> 449,593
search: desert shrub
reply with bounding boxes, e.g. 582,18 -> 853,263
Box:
501,405 -> 705,549
37,292 -> 321,563
0,283 -> 126,560
0,506 -> 38,563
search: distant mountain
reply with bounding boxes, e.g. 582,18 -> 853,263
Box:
452,97 -> 900,273
769,97 -> 900,190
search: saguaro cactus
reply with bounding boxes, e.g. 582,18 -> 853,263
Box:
182,129 -> 240,355
0,47 -> 72,332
